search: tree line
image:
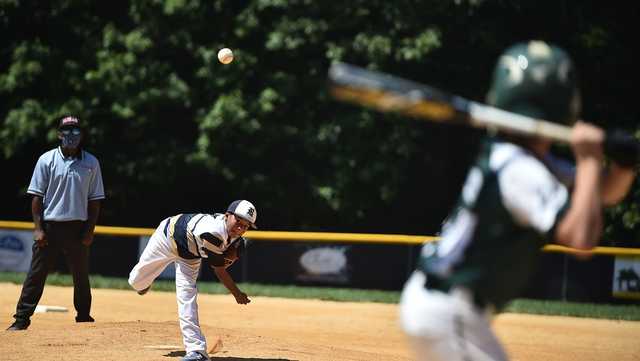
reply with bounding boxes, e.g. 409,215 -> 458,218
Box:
1,0 -> 638,244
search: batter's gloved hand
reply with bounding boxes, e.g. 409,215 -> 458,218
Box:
605,129 -> 640,168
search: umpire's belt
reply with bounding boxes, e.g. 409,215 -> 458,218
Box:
423,273 -> 489,310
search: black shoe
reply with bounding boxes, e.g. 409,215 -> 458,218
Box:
137,285 -> 151,295
75,315 -> 95,323
6,319 -> 30,331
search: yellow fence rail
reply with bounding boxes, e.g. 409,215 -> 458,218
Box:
1,220 -> 639,256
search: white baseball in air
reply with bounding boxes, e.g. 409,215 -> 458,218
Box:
217,48 -> 234,64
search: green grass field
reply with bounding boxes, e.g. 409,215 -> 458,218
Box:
1,272 -> 639,321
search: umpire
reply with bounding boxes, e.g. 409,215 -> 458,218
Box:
7,115 -> 105,331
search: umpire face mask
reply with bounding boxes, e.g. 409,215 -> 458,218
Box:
60,128 -> 82,149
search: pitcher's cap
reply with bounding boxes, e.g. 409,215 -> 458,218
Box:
227,200 -> 258,229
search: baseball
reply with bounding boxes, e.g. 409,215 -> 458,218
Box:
217,48 -> 234,64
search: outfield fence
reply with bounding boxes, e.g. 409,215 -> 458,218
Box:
1,220 -> 639,302
0,220 -> 638,256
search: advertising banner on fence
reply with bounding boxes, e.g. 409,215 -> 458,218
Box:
0,230 -> 34,272
295,245 -> 351,284
612,256 -> 640,300
245,241 -> 417,289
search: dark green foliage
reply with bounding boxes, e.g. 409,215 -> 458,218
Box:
1,1 -> 638,241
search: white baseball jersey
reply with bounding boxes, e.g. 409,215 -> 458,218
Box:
167,213 -> 242,260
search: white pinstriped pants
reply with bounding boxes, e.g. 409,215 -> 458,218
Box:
128,218 -> 209,356
399,271 -> 508,361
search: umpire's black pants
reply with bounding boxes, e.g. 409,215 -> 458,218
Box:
13,221 -> 92,321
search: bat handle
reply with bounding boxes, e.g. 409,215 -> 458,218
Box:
469,102 -> 573,142
533,121 -> 573,143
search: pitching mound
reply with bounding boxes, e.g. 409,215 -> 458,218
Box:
1,283 -> 638,360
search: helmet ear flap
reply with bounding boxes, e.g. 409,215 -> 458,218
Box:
487,41 -> 580,125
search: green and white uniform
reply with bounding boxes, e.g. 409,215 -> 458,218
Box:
400,138 -> 571,361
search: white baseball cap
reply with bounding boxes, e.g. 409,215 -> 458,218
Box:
227,200 -> 258,229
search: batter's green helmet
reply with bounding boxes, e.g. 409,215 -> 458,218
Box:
486,41 -> 581,125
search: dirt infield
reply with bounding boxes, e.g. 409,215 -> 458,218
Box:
0,283 -> 638,361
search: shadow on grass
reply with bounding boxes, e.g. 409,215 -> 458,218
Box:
164,351 -> 295,361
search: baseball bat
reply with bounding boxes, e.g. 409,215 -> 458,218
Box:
328,62 -> 640,165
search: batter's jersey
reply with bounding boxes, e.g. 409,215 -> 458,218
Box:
27,147 -> 105,221
167,213 -> 244,261
419,139 -> 570,310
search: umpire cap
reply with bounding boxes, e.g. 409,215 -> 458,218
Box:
58,115 -> 82,130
